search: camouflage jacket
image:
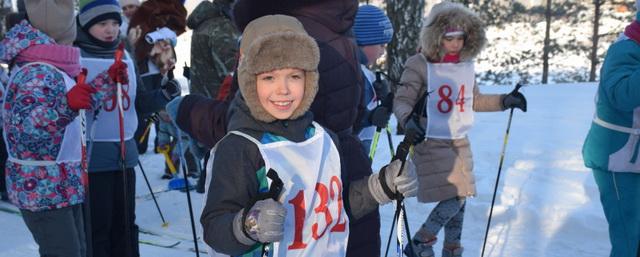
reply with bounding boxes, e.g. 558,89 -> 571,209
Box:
187,0 -> 238,98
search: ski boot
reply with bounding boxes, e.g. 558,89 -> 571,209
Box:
442,246 -> 463,257
403,237 -> 436,257
161,172 -> 173,180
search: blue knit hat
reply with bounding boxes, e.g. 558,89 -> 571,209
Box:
78,0 -> 122,30
353,5 -> 394,46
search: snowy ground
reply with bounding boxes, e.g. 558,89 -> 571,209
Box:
0,83 -> 610,257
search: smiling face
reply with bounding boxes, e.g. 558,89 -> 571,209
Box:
88,19 -> 120,43
441,35 -> 464,55
256,68 -> 306,120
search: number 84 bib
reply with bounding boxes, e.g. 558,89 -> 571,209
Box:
426,62 -> 476,139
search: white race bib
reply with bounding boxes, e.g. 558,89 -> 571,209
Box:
205,123 -> 349,257
425,62 -> 475,139
81,52 -> 138,142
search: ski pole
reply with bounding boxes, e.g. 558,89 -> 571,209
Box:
138,113 -> 159,145
369,128 -> 382,161
383,137 -> 416,257
175,128 -> 200,257
137,160 -> 168,227
76,69 -> 95,256
385,125 -> 395,159
114,42 -> 133,256
480,83 -> 522,257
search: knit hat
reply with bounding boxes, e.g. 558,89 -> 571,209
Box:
353,5 -> 394,46
119,0 -> 140,7
24,0 -> 77,45
238,15 -> 320,123
78,0 -> 122,31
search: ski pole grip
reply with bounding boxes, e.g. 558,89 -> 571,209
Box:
77,68 -> 87,84
512,83 -> 523,94
115,42 -> 125,63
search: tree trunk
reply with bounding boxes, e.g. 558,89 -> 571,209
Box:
386,0 -> 425,90
542,0 -> 552,84
589,0 -> 603,82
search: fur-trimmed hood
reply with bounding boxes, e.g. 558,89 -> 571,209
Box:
420,1 -> 486,62
237,15 -> 320,123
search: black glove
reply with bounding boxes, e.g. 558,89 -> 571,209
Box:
373,72 -> 391,99
404,116 -> 425,144
161,79 -> 181,100
502,91 -> 527,112
369,105 -> 391,128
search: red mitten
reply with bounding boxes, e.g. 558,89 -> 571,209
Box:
108,61 -> 129,84
67,82 -> 97,111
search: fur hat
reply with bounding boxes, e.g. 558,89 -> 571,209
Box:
238,15 -> 320,123
420,1 -> 486,62
78,0 -> 122,31
128,0 -> 187,63
25,0 -> 77,45
353,5 -> 393,46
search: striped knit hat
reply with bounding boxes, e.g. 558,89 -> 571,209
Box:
353,5 -> 394,46
78,0 -> 122,30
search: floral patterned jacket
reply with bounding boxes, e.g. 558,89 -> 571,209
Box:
0,21 -> 114,211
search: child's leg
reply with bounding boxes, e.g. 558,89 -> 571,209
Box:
416,197 -> 466,241
21,205 -> 85,257
443,200 -> 466,248
405,197 -> 465,257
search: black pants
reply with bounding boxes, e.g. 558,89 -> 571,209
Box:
88,169 -> 139,257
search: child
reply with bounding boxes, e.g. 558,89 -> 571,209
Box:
583,1 -> 640,256
74,1 -> 177,256
393,2 -> 527,257
0,0 -> 115,256
201,14 -> 418,257
352,4 -> 394,153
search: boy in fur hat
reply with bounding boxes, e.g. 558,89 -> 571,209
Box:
583,1 -> 640,256
201,14 -> 418,257
0,0 -> 118,256
393,2 -> 527,257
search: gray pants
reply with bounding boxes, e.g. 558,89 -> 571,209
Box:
415,197 -> 466,246
21,204 -> 86,257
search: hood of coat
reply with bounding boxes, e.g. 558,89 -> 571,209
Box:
0,20 -> 55,63
232,0 -> 355,34
420,1 -> 486,62
227,91 -> 315,143
237,15 -> 319,123
186,0 -> 230,30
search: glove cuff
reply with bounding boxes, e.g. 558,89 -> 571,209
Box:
233,209 -> 257,246
368,171 -> 393,205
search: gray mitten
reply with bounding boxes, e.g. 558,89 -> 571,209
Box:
232,199 -> 286,245
368,159 -> 418,205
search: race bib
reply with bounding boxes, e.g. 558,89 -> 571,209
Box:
425,62 -> 475,139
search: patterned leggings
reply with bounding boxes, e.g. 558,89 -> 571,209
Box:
415,197 -> 466,246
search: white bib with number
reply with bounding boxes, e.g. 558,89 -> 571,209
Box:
425,62 -> 475,139
80,52 -> 138,142
216,122 -> 349,257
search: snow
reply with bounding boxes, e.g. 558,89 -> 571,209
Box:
0,83 -> 611,257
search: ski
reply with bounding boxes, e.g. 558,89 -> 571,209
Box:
139,239 -> 180,248
0,202 -> 20,216
139,227 -> 198,242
